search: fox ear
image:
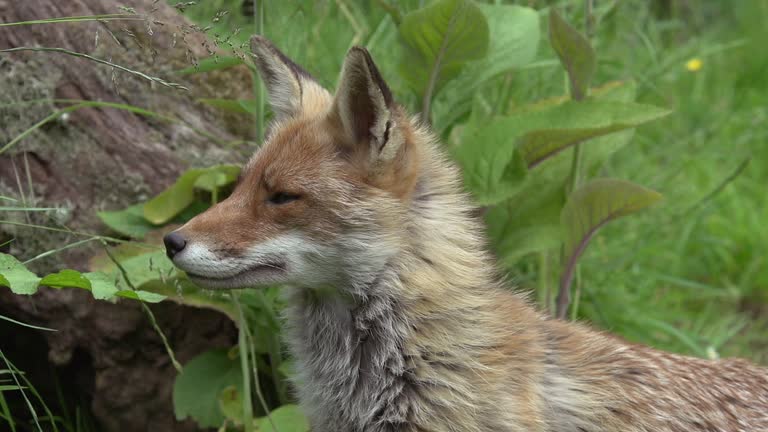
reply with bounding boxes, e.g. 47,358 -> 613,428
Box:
250,36 -> 328,120
332,47 -> 404,162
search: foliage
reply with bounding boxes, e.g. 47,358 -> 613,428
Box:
0,253 -> 165,302
2,0 -> 767,430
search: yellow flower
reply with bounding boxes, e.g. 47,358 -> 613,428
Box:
685,58 -> 703,72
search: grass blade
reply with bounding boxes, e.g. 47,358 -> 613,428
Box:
0,47 -> 188,91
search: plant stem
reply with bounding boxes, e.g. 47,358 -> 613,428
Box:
257,291 -> 287,405
585,0 -> 595,39
538,251 -> 550,314
557,0 -> 594,320
0,14 -> 143,27
102,243 -> 182,372
246,323 -> 278,431
374,0 -> 402,25
0,47 -> 187,90
254,0 -> 265,144
570,266 -> 582,321
23,238 -> 98,264
420,5 -> 461,125
233,293 -> 256,432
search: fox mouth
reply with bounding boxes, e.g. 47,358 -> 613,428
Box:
184,260 -> 287,289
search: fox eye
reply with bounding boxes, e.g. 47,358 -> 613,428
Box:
268,192 -> 300,205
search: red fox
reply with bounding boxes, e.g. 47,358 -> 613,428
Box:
164,36 -> 768,432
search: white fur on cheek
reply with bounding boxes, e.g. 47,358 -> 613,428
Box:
171,231 -> 338,289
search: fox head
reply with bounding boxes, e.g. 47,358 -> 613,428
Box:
164,36 -> 427,292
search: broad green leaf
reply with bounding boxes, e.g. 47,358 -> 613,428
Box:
485,81 -> 640,262
91,247 -> 175,294
114,289 -> 166,303
177,56 -> 244,75
453,124 -> 528,204
140,277 -> 238,321
144,169 -> 206,224
88,242 -> 154,273
496,225 -> 562,266
39,270 -> 91,290
399,0 -> 490,100
434,4 -> 539,133
98,204 -> 157,239
255,404 -> 309,432
456,96 -> 669,204
173,348 -> 244,428
560,178 -> 662,292
194,165 -> 240,192
0,254 -> 161,303
0,253 -> 40,295
549,9 -> 595,100
113,250 -> 176,289
218,385 -> 243,424
517,100 -> 671,167
144,165 -> 241,224
198,98 -> 254,115
84,272 -> 119,300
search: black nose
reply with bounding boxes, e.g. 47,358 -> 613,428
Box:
163,232 -> 187,259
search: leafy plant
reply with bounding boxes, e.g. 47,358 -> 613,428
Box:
5,0 -> 765,430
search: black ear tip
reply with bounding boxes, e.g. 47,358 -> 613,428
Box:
345,46 -> 392,106
250,35 -> 275,53
347,46 -> 374,63
349,45 -> 369,54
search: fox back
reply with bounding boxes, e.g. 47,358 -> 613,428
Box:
165,37 -> 768,432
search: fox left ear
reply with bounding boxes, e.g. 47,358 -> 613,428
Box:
250,36 -> 330,121
332,47 -> 404,163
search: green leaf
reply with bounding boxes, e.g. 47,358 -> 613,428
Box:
177,56 -> 244,75
144,168 -> 206,224
139,277 -> 238,321
560,178 -> 662,292
98,204 -> 157,239
173,348 -> 244,428
218,385 -> 244,424
457,95 -> 669,204
458,99 -> 670,197
549,9 -> 596,100
198,98 -> 256,115
194,165 -> 240,192
143,165 -> 241,224
255,404 -> 309,432
0,255 -> 155,303
114,289 -> 166,303
454,124 -> 528,205
519,100 -> 671,167
113,250 -> 176,289
39,270 -> 91,289
434,4 -> 539,133
399,0 -> 490,100
496,225 -> 562,266
22,266 -> 162,303
0,253 -> 40,295
84,272 -> 119,300
485,81 -> 640,262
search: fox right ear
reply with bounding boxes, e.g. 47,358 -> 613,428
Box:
250,36 -> 329,121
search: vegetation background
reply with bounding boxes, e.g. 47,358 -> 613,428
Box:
0,0 -> 766,431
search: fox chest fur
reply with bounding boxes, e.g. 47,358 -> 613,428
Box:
284,281 -> 768,432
